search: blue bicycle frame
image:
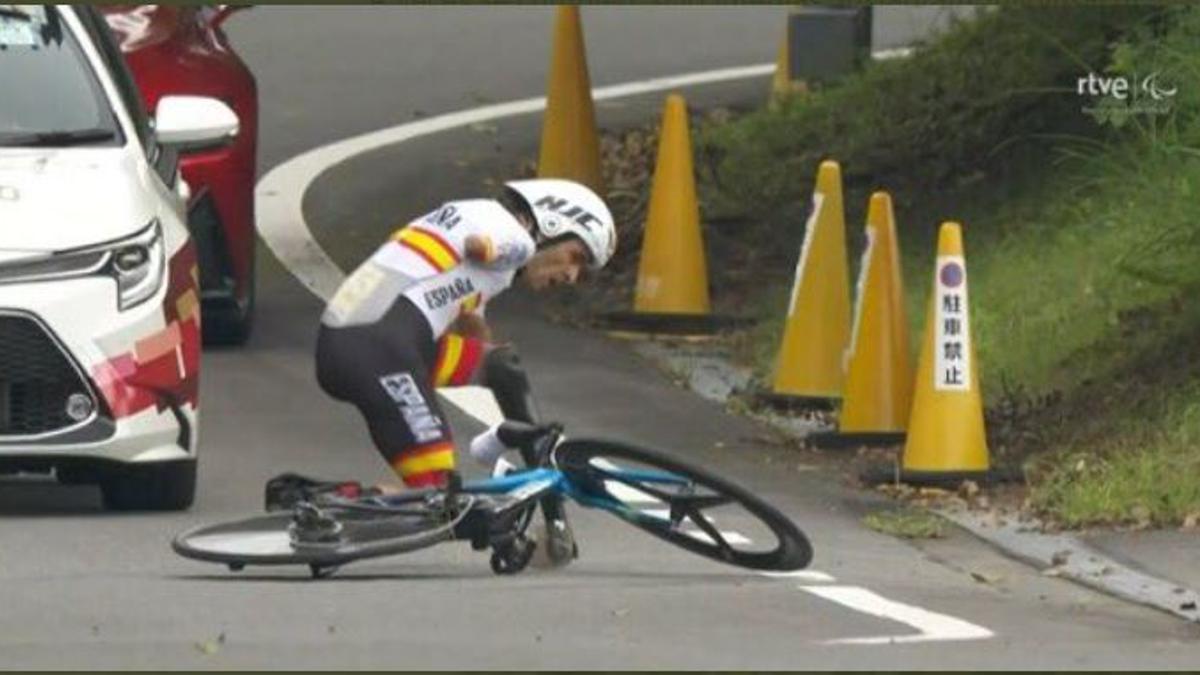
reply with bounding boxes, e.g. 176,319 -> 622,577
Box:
354,465 -> 696,523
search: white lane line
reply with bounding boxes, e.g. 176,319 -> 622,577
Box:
594,461 -> 754,546
758,570 -> 836,583
592,458 -> 663,504
803,586 -> 994,645
438,387 -> 506,427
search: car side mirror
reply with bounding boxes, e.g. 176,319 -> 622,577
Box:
207,5 -> 252,30
154,95 -> 239,151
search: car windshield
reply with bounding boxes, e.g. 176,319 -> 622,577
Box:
0,5 -> 120,147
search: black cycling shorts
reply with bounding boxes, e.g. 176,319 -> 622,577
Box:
315,296 -> 485,486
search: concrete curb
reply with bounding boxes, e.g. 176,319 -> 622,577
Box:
936,506 -> 1200,624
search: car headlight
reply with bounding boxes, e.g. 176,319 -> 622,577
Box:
0,220 -> 166,311
109,221 -> 166,310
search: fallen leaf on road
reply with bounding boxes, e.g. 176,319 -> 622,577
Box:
1042,567 -> 1065,577
611,608 -> 631,618
1050,550 -> 1071,567
970,571 -> 1003,585
194,632 -> 226,655
469,122 -> 498,135
1181,601 -> 1197,611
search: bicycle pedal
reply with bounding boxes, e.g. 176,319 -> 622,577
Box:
289,503 -> 344,545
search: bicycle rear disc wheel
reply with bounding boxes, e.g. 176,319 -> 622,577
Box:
171,493 -> 472,569
554,439 -> 812,571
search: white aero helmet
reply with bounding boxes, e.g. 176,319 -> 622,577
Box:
504,178 -> 616,270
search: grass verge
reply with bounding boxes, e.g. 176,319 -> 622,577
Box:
862,508 -> 946,539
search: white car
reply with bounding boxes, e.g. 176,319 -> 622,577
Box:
0,5 -> 238,510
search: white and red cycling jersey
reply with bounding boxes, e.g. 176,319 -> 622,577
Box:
322,199 -> 536,337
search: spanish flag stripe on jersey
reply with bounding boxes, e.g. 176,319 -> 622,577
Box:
432,334 -> 485,387
396,227 -> 460,272
399,238 -> 443,271
461,292 -> 482,314
394,441 -> 455,483
433,334 -> 464,387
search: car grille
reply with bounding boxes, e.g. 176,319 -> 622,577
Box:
0,315 -> 94,437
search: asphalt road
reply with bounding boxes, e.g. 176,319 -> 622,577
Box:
2,6 -> 1198,669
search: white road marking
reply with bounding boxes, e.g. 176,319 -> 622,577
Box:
438,386 -> 506,427
639,508 -> 753,545
758,570 -> 836,583
591,458 -> 663,504
803,586 -> 994,645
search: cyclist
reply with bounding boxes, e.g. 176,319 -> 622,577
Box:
313,178 -> 615,510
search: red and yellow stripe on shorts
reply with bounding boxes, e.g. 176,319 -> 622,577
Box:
393,226 -> 460,272
431,333 -> 484,387
393,440 -> 455,488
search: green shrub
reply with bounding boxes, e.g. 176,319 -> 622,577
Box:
699,6 -> 1158,236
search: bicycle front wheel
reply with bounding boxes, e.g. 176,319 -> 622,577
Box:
554,439 -> 813,571
171,492 -> 473,570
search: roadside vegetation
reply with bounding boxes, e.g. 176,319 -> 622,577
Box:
578,5 -> 1200,529
862,508 -> 946,540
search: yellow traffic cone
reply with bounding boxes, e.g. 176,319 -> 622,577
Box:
897,221 -> 990,484
770,31 -> 807,105
764,160 -> 851,407
603,94 -> 744,336
633,94 -> 709,317
771,34 -> 791,103
538,5 -> 603,196
811,191 -> 912,449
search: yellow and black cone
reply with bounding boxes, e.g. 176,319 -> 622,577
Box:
600,94 -> 746,336
538,5 -> 603,196
758,160 -> 851,410
770,31 -> 807,106
811,192 -> 912,449
861,222 -> 1016,487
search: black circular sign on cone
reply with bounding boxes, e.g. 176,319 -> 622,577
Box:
595,311 -> 754,336
860,464 -> 1024,488
808,430 -> 906,451
751,390 -> 837,413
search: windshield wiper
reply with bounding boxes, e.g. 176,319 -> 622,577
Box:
1,128 -> 117,147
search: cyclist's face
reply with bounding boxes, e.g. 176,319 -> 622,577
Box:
522,239 -> 590,290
